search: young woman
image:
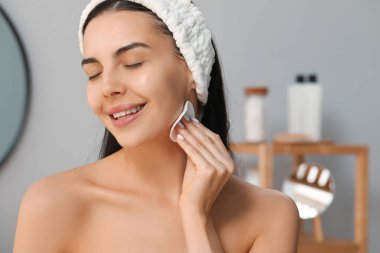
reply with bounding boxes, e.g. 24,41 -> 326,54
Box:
13,1 -> 299,252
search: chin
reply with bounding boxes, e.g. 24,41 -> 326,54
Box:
112,132 -> 145,149
113,129 -> 169,150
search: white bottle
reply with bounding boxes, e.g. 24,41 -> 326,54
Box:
288,74 -> 322,141
244,87 -> 268,142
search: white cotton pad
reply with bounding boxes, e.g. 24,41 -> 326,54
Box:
170,101 -> 195,142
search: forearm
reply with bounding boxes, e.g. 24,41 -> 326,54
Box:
181,209 -> 224,253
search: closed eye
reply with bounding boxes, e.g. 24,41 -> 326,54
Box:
88,62 -> 143,80
124,62 -> 143,68
89,72 -> 101,80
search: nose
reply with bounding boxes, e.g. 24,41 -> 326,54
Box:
102,68 -> 127,97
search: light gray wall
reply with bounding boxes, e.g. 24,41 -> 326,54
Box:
0,0 -> 378,252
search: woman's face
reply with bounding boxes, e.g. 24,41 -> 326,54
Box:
82,11 -> 197,148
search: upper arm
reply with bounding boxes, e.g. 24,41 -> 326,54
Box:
13,178 -> 79,253
249,191 -> 300,253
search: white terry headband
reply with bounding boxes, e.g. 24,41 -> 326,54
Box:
78,0 -> 215,105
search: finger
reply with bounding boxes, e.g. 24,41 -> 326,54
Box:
176,132 -> 214,173
182,118 -> 230,157
180,120 -> 229,168
181,118 -> 234,174
177,136 -> 229,203
177,125 -> 228,174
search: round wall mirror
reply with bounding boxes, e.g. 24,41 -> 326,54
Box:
282,163 -> 335,219
0,4 -> 30,168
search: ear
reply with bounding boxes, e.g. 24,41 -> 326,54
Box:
185,73 -> 199,117
186,79 -> 197,101
186,68 -> 196,91
190,80 -> 196,90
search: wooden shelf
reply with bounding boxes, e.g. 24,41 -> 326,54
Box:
230,141 -> 367,155
229,141 -> 369,253
299,234 -> 360,253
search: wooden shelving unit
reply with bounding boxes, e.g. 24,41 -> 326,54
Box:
229,141 -> 369,253
298,234 -> 359,253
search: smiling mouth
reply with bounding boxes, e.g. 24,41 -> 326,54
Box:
110,103 -> 147,120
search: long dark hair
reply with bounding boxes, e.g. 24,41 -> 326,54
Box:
82,0 -> 234,162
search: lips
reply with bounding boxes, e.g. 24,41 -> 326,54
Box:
107,103 -> 147,118
111,104 -> 146,120
108,103 -> 147,127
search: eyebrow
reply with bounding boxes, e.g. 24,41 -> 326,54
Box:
81,42 -> 151,66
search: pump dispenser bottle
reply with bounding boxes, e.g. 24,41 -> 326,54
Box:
287,73 -> 323,141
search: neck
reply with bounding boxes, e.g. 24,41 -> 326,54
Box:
114,132 -> 187,204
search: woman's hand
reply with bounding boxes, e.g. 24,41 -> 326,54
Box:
175,116 -> 235,216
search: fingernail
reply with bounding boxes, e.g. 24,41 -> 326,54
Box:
184,115 -> 190,122
177,134 -> 185,141
177,122 -> 185,129
191,117 -> 200,124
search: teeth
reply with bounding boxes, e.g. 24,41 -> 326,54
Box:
113,105 -> 144,119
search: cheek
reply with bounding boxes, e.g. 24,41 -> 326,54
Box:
140,65 -> 188,129
86,85 -> 102,116
141,60 -> 188,102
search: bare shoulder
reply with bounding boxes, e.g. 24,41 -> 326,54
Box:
20,165 -> 88,209
13,164 -> 94,253
20,162 -> 94,210
220,175 -> 299,220
215,176 -> 300,253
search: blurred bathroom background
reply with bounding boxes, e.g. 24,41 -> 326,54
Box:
0,0 -> 379,252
